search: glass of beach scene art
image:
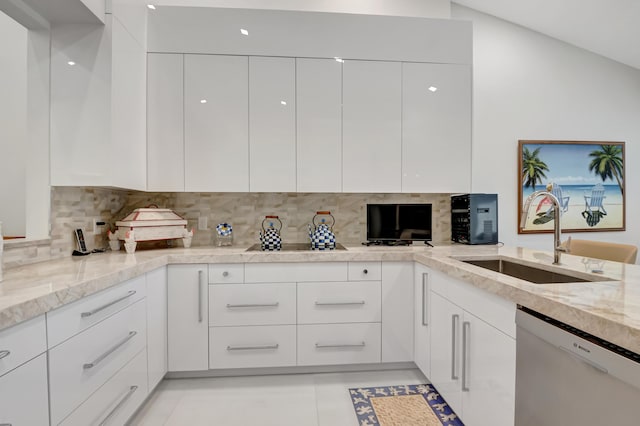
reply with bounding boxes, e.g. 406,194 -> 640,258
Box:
518,140 -> 625,234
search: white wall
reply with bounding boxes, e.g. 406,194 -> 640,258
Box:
0,11 -> 27,237
452,4 -> 640,251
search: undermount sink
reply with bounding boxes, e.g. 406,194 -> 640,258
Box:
459,258 -> 611,284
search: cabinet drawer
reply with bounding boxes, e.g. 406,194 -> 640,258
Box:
297,323 -> 381,366
208,263 -> 244,284
47,275 -> 146,348
0,353 -> 49,426
297,281 -> 381,324
348,262 -> 381,281
245,262 -> 347,283
0,314 -> 46,377
49,299 -> 147,425
59,349 -> 148,426
209,325 -> 296,369
209,283 -> 296,326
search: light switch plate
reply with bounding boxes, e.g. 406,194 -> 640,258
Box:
198,216 -> 208,230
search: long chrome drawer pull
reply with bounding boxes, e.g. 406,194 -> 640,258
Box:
0,423 -> 13,426
81,291 -> 136,318
226,344 -> 279,351
98,385 -> 139,426
315,342 -> 366,348
226,302 -> 279,308
83,331 -> 137,370
462,321 -> 471,392
451,314 -> 460,380
422,273 -> 429,326
198,270 -> 204,323
314,301 -> 365,306
0,350 -> 10,360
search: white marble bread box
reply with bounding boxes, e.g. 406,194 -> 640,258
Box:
115,207 -> 190,251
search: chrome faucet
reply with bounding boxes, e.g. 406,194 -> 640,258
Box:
521,183 -> 567,264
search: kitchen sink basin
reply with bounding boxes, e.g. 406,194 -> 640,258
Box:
459,258 -> 611,284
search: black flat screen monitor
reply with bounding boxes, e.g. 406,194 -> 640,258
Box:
367,204 -> 432,242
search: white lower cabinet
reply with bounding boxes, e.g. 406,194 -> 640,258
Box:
146,266 -> 168,391
381,262 -> 414,363
59,349 -> 148,426
168,265 -> 209,372
413,264 -> 431,378
297,323 -> 381,366
429,270 -> 516,426
0,353 -> 49,426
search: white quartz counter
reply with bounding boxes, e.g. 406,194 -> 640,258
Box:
1,244 -> 639,354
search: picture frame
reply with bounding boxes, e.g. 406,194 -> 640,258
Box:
518,140 -> 625,234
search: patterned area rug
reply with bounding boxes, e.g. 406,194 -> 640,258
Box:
349,384 -> 464,426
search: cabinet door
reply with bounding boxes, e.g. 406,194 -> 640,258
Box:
168,265 -> 209,371
147,266 -> 167,390
185,55 -> 249,191
249,56 -> 296,192
147,53 -> 184,191
296,58 -> 342,192
402,62 -> 471,193
429,291 -> 463,414
381,262 -> 414,362
461,312 -> 515,426
414,264 -> 431,378
0,353 -> 49,426
343,60 -> 401,192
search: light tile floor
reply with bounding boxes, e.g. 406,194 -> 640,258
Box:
131,368 -> 427,426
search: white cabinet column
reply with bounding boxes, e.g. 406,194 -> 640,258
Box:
146,266 -> 168,390
401,62 -> 471,193
296,58 -> 342,192
343,60 -> 401,192
381,262 -> 414,362
414,264 -> 431,378
185,55 -> 249,192
249,56 -> 296,192
147,53 -> 184,191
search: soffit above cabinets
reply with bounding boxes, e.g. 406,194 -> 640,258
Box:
1,0 -> 104,29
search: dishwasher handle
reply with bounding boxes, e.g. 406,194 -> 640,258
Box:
558,345 -> 609,374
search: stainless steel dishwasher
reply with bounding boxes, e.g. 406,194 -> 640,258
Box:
515,307 -> 640,425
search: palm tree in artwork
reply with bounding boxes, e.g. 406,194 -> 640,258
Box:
522,147 -> 549,191
588,144 -> 624,195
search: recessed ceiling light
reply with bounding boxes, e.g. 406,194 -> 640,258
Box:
280,101 -> 287,106
67,61 -> 76,66
334,57 -> 344,63
240,28 -> 249,36
428,86 -> 438,92
200,99 -> 207,104
147,4 -> 156,10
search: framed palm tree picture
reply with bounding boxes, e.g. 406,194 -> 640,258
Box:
518,140 -> 625,234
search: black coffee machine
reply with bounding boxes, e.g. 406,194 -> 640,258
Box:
451,194 -> 498,244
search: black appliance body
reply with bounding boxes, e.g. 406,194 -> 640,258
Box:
451,194 -> 498,244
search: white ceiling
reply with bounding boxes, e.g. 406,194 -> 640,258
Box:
453,0 -> 640,70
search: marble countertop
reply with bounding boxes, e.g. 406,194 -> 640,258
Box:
1,244 -> 639,354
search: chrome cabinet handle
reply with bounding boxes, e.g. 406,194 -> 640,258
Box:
227,344 -> 279,351
422,273 -> 429,326
315,342 -> 366,348
98,385 -> 138,426
315,301 -> 365,306
451,314 -> 460,380
462,321 -> 471,392
83,331 -> 137,370
222,271 -> 229,277
0,423 -> 13,426
81,291 -> 136,318
198,270 -> 204,323
226,302 -> 279,308
0,350 -> 10,360
363,269 -> 368,274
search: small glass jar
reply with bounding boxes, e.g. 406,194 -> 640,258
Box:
216,234 -> 233,247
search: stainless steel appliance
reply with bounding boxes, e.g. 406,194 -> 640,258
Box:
451,194 -> 498,244
515,307 -> 640,425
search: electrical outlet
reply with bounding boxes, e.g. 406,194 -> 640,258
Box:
93,218 -> 106,234
198,216 -> 208,230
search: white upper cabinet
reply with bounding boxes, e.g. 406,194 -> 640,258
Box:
185,55 -> 249,192
296,58 -> 342,192
249,57 -> 296,192
401,62 -> 471,193
147,53 -> 184,192
342,60 -> 402,192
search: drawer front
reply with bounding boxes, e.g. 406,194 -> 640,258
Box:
297,281 -> 381,324
209,283 -> 296,326
348,262 -> 381,281
49,299 -> 147,425
297,323 -> 381,366
0,353 -> 49,426
0,314 -> 47,377
59,349 -> 148,426
47,275 -> 146,348
209,325 -> 296,369
208,263 -> 244,284
245,262 -> 348,283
